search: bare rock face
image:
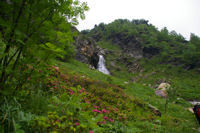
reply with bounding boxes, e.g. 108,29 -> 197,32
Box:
157,83 -> 171,91
155,89 -> 168,98
126,61 -> 142,73
74,35 -> 99,68
116,55 -> 142,74
155,83 -> 171,98
143,46 -> 160,58
109,61 -> 121,71
110,35 -> 143,59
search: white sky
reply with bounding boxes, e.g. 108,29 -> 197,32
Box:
77,0 -> 200,40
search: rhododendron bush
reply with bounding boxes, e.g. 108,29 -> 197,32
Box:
29,66 -> 157,132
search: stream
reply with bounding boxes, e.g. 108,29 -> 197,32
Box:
189,101 -> 200,105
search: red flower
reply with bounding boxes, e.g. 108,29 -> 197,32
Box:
102,120 -> 106,124
69,89 -> 74,95
92,109 -> 101,113
109,119 -> 114,123
102,109 -> 107,113
89,131 -> 94,133
75,122 -> 80,126
103,116 -> 109,120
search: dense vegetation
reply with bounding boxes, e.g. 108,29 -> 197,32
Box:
83,19 -> 200,69
0,1 -> 200,133
81,19 -> 200,132
0,0 -> 89,132
82,19 -> 200,100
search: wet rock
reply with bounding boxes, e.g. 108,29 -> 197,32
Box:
89,65 -> 95,69
90,53 -> 99,69
73,35 -> 99,68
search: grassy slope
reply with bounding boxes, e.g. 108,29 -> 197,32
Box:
75,40 -> 200,132
55,58 -> 199,132
138,58 -> 200,100
54,60 -> 156,132
98,40 -> 200,100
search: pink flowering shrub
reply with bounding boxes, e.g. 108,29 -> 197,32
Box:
92,109 -> 102,114
40,66 -> 157,132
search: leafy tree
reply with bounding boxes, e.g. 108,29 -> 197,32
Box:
0,0 -> 88,96
190,33 -> 200,49
181,45 -> 200,68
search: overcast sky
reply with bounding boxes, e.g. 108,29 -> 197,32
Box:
77,0 -> 200,40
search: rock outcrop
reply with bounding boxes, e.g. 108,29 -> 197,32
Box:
155,83 -> 171,98
143,46 -> 160,58
73,35 -> 99,68
110,35 -> 143,59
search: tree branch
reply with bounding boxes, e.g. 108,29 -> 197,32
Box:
0,0 -> 26,84
8,0 -> 26,43
6,47 -> 21,66
12,47 -> 23,70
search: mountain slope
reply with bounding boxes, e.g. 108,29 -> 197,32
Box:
81,19 -> 200,101
1,17 -> 200,132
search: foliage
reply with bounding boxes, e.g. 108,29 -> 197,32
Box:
1,2 -> 200,132
58,59 -> 200,132
81,19 -> 200,132
83,19 -> 200,69
0,97 -> 34,133
0,0 -> 89,132
0,0 -> 88,96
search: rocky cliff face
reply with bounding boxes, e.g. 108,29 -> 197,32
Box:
109,33 -> 143,59
73,35 -> 100,68
73,33 -> 147,74
73,24 -> 161,74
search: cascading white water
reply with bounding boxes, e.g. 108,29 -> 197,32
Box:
97,55 -> 110,75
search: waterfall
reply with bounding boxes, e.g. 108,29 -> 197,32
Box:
97,55 -> 110,75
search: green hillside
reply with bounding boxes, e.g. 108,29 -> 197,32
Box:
0,1 -> 200,133
82,19 -> 200,100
